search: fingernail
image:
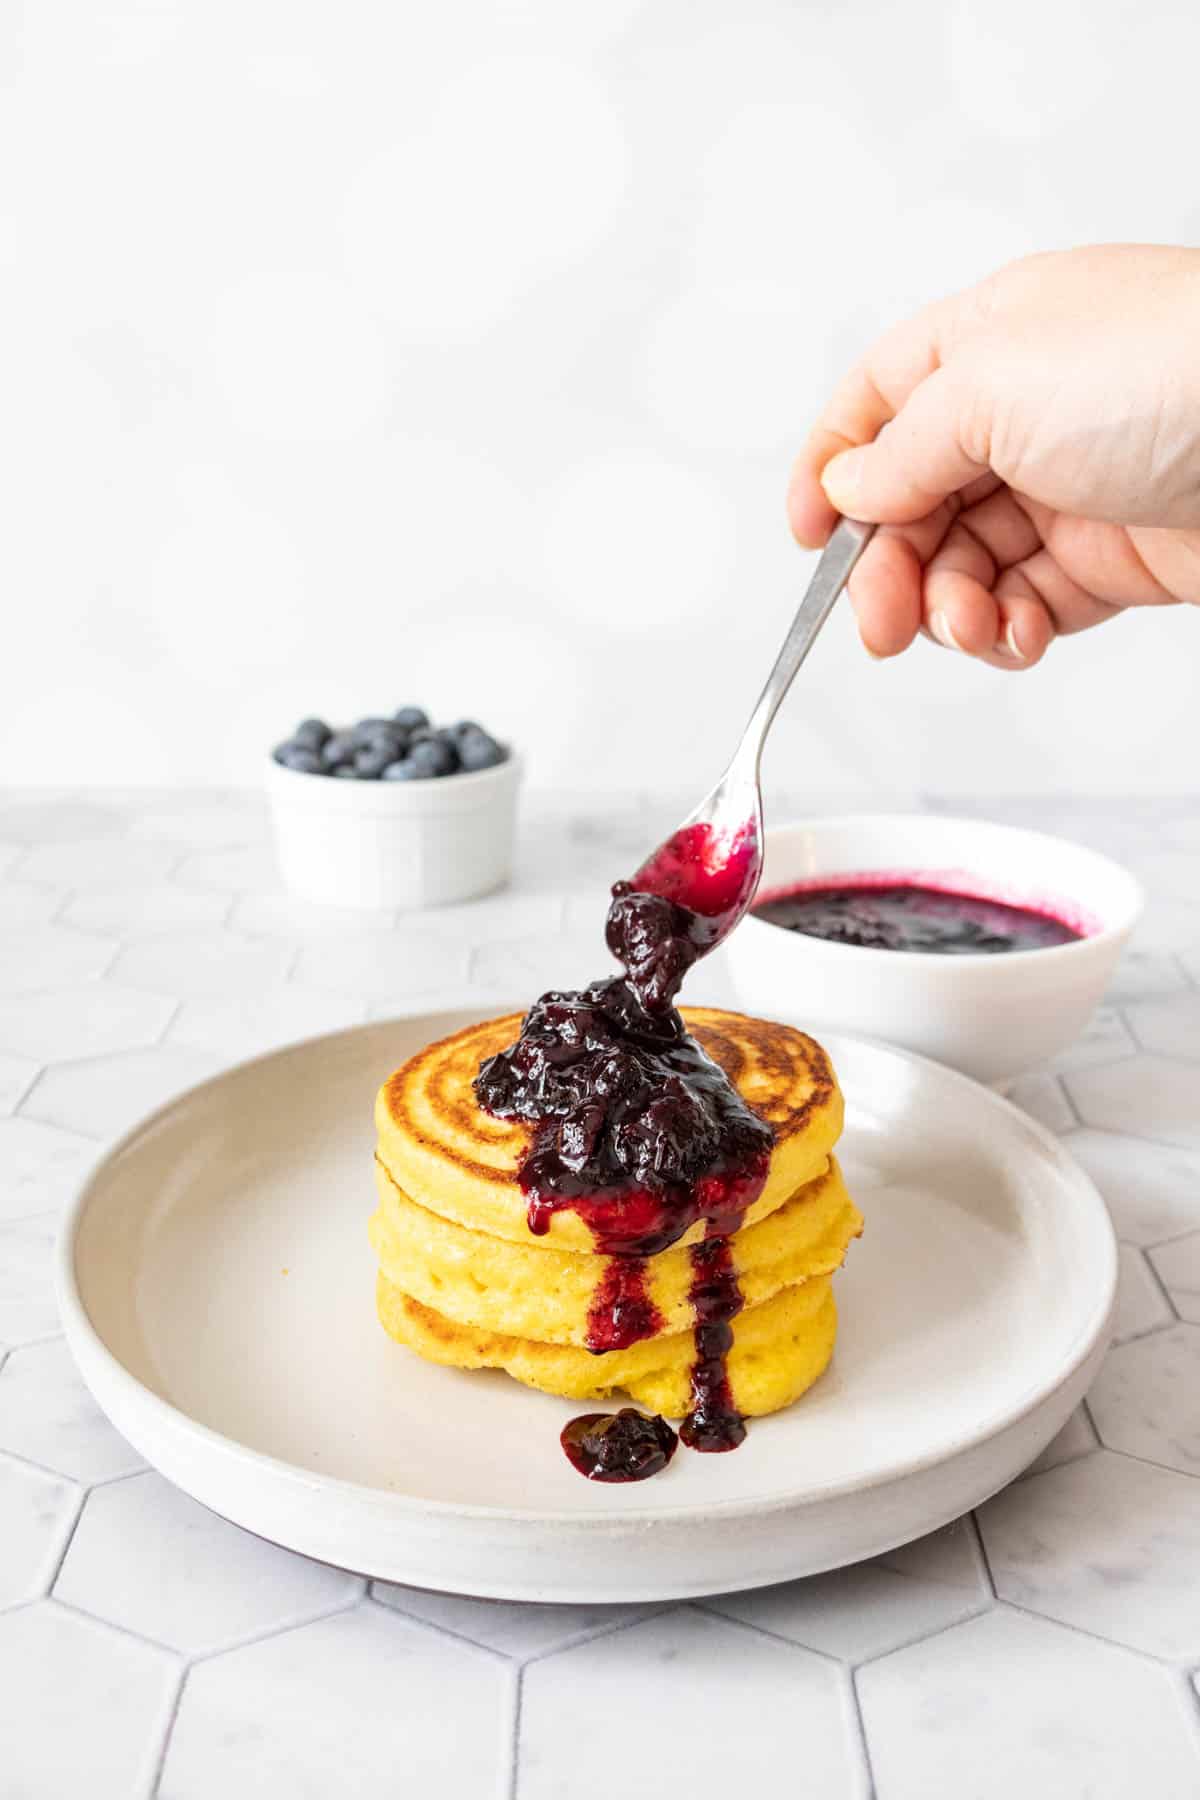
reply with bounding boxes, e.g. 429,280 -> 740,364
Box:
820,448 -> 865,509
928,611 -> 963,652
1001,620 -> 1025,661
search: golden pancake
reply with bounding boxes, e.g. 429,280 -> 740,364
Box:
377,1270 -> 838,1420
369,1154 -> 862,1349
374,1006 -> 844,1253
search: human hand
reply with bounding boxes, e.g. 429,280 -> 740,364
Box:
788,244 -> 1200,667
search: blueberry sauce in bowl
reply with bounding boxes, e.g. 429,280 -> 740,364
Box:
753,880 -> 1084,955
473,814 -> 771,1476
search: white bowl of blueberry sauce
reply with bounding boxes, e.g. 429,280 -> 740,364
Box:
267,709 -> 519,910
726,813 -> 1143,1087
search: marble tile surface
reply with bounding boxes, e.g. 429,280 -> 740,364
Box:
0,1116 -> 99,1223
859,1608 -> 1200,1800
1151,1233 -> 1200,1324
159,1605 -> 510,1800
518,1609 -> 867,1800
56,1472 -> 362,1654
978,1450 -> 1200,1658
0,791 -> 1198,1798
0,1604 -> 178,1800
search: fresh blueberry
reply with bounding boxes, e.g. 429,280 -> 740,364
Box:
275,744 -> 324,774
292,717 -> 331,751
321,730 -> 357,769
332,764 -> 360,778
406,737 -> 457,778
392,706 -> 430,732
445,718 -> 482,742
351,716 -> 398,747
433,729 -> 462,772
382,758 -> 421,781
457,727 -> 506,772
361,721 -> 409,756
354,746 -> 394,779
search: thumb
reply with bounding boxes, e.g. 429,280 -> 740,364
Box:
820,366 -> 988,523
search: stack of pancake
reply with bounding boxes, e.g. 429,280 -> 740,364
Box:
369,1007 -> 862,1424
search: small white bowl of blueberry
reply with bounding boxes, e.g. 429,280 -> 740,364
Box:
267,708 -> 519,910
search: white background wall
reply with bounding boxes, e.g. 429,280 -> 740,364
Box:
3,0 -> 1198,802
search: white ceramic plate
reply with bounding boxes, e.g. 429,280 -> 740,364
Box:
58,1011 -> 1117,1604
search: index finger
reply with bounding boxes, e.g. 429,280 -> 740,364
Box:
786,298 -> 952,548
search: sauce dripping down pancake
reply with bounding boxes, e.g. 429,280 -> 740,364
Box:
475,834 -> 772,1465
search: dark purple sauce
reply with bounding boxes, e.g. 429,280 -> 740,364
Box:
680,1238 -> 747,1453
473,817 -> 767,1476
560,1408 -> 679,1482
753,881 -> 1083,955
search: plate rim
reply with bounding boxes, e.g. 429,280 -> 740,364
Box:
56,1010 -> 1118,1528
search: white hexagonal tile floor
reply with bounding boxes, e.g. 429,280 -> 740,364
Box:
108,932 -> 293,1001
706,1516 -> 987,1664
60,884 -> 231,938
1113,1244 -> 1173,1343
1104,949 -> 1190,1006
1065,1057 -> 1200,1152
0,1051 -> 39,1117
0,1213 -> 60,1345
0,1116 -> 98,1222
1058,1128 -> 1200,1246
173,845 -> 281,894
291,928 -> 465,999
858,1607 -> 1200,1800
372,1582 -> 656,1660
159,1603 -> 510,1799
55,1472 -> 362,1654
228,892 -> 397,939
0,802 -> 130,843
1088,1325 -> 1200,1475
0,1452 -> 80,1607
0,1338 -> 145,1482
1126,990 -> 1200,1062
978,1449 -> 1200,1659
0,882 -> 67,927
0,1603 -> 177,1800
164,985 -> 368,1060
518,1609 -> 865,1800
0,982 -> 176,1063
21,1046 -> 221,1139
16,838 -> 176,890
1150,1233 -> 1200,1324
1047,1006 -> 1137,1073
0,926 -> 116,994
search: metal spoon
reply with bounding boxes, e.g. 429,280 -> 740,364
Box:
628,516 -> 876,943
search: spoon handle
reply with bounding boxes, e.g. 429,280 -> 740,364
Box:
740,516 -> 876,773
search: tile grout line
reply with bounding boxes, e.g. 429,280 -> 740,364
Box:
9,1059 -> 48,1118
149,1664 -> 190,1798
846,1665 -> 878,1800
1141,1248 -> 1185,1321
363,1591 -> 516,1666
984,1591 -> 1200,1672
690,1599 -> 845,1668
515,1606 -> 672,1672
505,1662 -> 523,1800
964,1513 -> 997,1598
1081,1436 -> 1200,1487
180,1588 -> 369,1670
